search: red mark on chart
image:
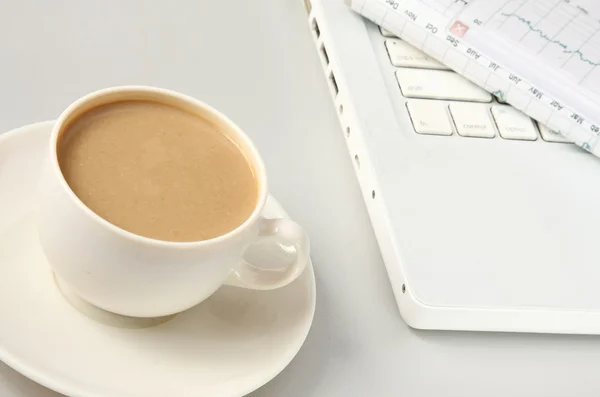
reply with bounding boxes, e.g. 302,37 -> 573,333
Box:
450,20 -> 469,37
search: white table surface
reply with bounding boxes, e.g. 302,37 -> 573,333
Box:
1,1 -> 600,396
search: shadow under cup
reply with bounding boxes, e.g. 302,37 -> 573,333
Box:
38,86 -> 269,322
53,273 -> 176,328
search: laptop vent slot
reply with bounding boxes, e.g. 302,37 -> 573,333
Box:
328,71 -> 339,97
311,18 -> 320,39
320,43 -> 330,66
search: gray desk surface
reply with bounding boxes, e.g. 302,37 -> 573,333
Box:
1,1 -> 600,396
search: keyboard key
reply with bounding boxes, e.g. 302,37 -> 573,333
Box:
407,100 -> 453,136
385,40 -> 448,70
396,69 -> 492,103
538,123 -> 570,143
380,26 -> 397,37
449,103 -> 495,138
491,106 -> 538,141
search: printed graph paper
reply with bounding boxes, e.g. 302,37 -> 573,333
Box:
455,0 -> 600,94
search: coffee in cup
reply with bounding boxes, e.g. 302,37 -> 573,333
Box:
58,100 -> 259,242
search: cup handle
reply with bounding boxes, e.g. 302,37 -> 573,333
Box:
224,217 -> 310,290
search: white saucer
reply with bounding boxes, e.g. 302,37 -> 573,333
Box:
0,121 -> 316,397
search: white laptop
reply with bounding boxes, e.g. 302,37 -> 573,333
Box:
304,0 -> 600,334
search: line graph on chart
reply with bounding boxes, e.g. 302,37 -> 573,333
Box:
454,0 -> 600,94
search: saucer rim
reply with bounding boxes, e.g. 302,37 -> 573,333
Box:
0,120 -> 317,397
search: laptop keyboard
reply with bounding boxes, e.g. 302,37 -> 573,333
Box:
380,27 -> 570,143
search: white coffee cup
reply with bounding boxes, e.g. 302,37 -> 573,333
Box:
36,86 -> 310,318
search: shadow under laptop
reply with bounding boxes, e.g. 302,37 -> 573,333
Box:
408,326 -> 600,388
412,324 -> 600,345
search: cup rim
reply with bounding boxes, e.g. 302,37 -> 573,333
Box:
49,85 -> 268,248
